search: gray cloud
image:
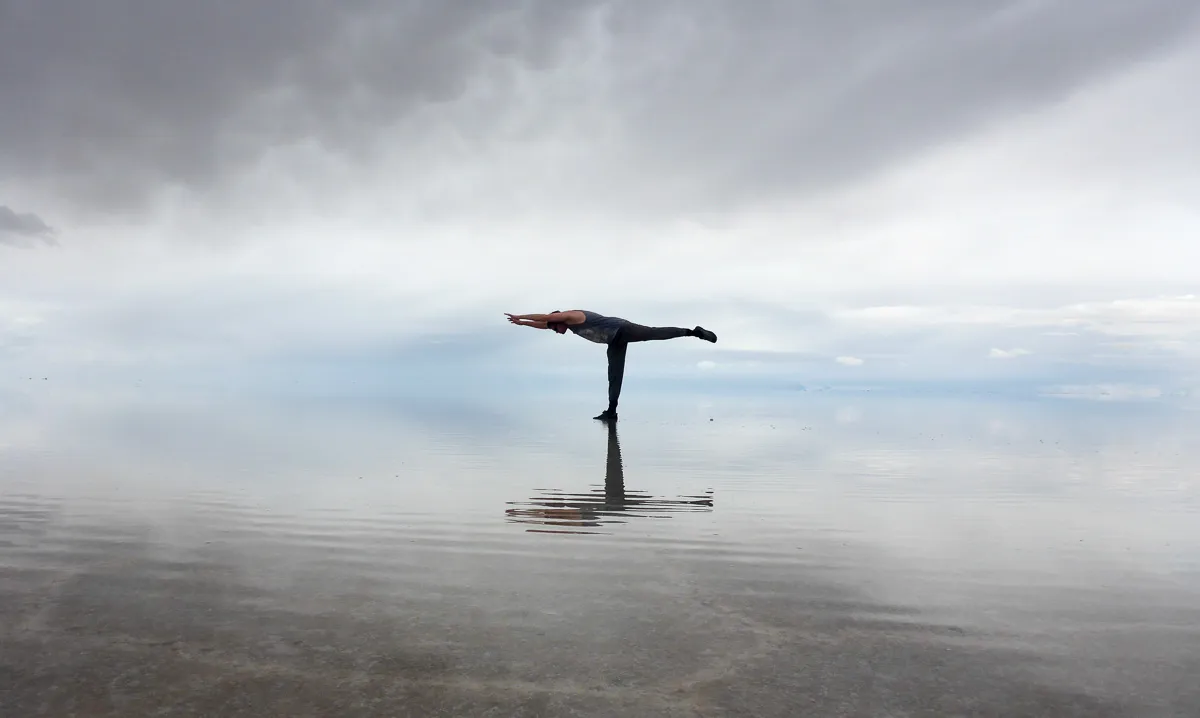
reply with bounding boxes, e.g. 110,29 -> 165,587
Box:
599,0 -> 1200,213
1,0 -> 1196,215
0,0 -> 603,210
0,205 -> 57,246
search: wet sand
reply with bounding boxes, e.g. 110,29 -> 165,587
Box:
2,390 -> 1198,716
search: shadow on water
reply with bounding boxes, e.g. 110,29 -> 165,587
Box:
505,420 -> 713,535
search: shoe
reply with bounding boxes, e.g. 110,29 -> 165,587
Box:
593,409 -> 618,422
693,326 -> 717,343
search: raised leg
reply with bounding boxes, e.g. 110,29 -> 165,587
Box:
621,323 -> 693,342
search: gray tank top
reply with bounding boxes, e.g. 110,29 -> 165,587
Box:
568,310 -> 629,344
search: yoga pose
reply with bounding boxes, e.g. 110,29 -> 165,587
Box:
505,309 -> 717,421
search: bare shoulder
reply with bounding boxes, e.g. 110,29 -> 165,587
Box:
554,310 -> 587,325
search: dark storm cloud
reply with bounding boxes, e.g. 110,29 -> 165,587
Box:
0,205 -> 57,246
0,0 -> 603,209
1,0 -> 1196,213
600,0 -> 1200,211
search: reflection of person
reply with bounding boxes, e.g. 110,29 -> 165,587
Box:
505,309 -> 717,421
599,422 -> 711,511
603,418 -> 626,509
504,422 -> 712,533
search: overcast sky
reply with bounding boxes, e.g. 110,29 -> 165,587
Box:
2,1 -> 1199,393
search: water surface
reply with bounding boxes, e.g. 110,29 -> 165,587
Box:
2,387 -> 1198,716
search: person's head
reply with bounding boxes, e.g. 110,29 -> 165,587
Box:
548,309 -> 568,334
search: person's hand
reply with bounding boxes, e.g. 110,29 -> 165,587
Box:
505,313 -> 521,324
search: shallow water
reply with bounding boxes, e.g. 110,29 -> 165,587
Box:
2,387 -> 1198,716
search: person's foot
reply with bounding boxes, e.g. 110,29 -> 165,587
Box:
593,409 -> 618,422
693,326 -> 718,343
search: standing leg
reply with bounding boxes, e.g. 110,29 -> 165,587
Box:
595,340 -> 627,421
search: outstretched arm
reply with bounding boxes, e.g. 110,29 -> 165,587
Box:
505,313 -> 548,329
511,319 -> 548,329
505,311 -> 579,323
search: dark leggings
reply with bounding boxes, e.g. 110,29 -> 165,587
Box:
605,323 -> 692,411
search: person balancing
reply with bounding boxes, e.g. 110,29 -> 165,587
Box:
505,309 -> 718,422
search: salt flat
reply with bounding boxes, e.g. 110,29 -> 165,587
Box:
2,388 -> 1197,716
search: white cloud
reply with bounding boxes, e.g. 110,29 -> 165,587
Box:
989,348 -> 1031,359
1040,384 -> 1164,401
697,360 -> 717,371
836,356 -> 865,367
836,296 -> 1200,337
835,406 -> 862,424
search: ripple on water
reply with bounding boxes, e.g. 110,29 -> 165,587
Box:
504,485 -> 714,534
